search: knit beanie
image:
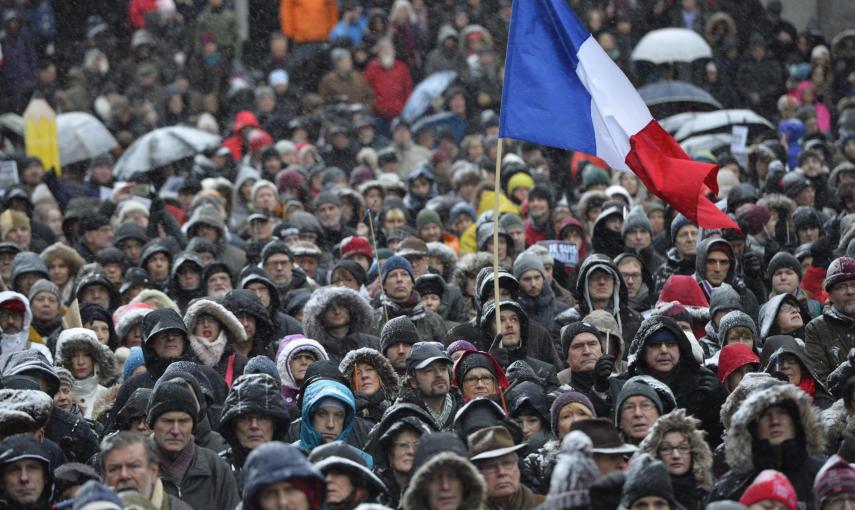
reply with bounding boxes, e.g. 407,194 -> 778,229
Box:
72,481 -> 124,510
551,391 -> 595,433
513,251 -> 545,280
559,322 -> 602,361
453,352 -> 497,384
313,191 -> 341,209
379,316 -> 420,354
380,255 -> 414,283
416,209 -> 442,231
447,340 -> 477,357
825,257 -> 855,292
0,209 -> 30,238
332,260 -> 368,287
122,346 -> 146,381
508,173 -> 535,194
739,470 -> 798,510
766,252 -> 802,281
450,202 -> 477,222
814,455 -> 855,509
619,454 -> 680,510
540,431 -> 599,510
500,213 -> 525,231
27,278 -> 60,303
792,207 -> 822,232
244,355 -> 282,386
613,377 -> 664,427
669,213 -> 693,243
582,165 -> 610,189
782,172 -> 812,198
56,367 -> 75,390
146,377 -> 199,428
736,204 -> 771,236
621,207 -> 652,238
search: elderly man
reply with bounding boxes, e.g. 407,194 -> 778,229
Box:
100,432 -> 192,510
147,377 -> 240,510
613,376 -> 665,445
468,426 -> 541,510
557,322 -> 614,416
806,257 -> 855,382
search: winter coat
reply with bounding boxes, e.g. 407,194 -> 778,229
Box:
160,442 -> 241,510
477,300 -> 560,391
303,286 -> 380,364
402,451 -> 487,510
820,399 -> 855,455
184,299 -> 248,386
55,328 -> 117,419
221,289 -> 278,359
693,238 -> 760,324
618,316 -> 726,446
711,384 -> 826,509
339,348 -> 400,423
445,317 -> 560,368
318,70 -> 375,107
637,409 -> 713,510
275,336 -> 329,409
654,247 -> 697,292
805,306 -> 855,384
517,284 -> 569,332
555,255 -> 643,358
364,58 -> 413,120
219,373 -> 292,485
0,291 -> 52,366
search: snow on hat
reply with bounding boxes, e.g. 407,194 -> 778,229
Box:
539,431 -> 599,510
621,207 -> 652,238
72,480 -> 123,510
739,470 -> 798,510
113,302 -> 153,340
380,316 -> 420,354
825,257 -> 855,292
268,69 -> 289,87
0,389 -> 53,435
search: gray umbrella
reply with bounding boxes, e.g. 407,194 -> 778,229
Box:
113,126 -> 221,179
672,109 -> 774,141
57,112 -> 118,166
639,81 -> 721,109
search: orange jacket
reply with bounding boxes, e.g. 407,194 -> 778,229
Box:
280,0 -> 338,44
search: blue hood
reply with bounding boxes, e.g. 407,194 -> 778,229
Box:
298,379 -> 356,451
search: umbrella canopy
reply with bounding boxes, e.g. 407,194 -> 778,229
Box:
631,28 -> 713,64
639,81 -> 721,108
673,109 -> 774,141
0,113 -> 24,136
57,112 -> 118,166
113,126 -> 221,180
401,71 -> 458,124
680,133 -> 733,156
410,111 -> 467,144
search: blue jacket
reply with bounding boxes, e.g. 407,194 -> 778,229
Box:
296,379 -> 372,464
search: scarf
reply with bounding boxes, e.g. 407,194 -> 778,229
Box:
189,331 -> 227,367
158,440 -> 195,484
383,291 -> 424,320
150,478 -> 166,509
799,375 -> 817,398
427,393 -> 455,429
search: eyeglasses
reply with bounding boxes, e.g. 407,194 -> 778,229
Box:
656,444 -> 691,456
779,304 -> 800,313
0,309 -> 22,321
478,456 -> 518,475
463,375 -> 495,387
621,401 -> 656,414
393,441 -> 419,451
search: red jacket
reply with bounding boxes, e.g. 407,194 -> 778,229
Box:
363,58 -> 413,120
223,111 -> 261,161
802,264 -> 828,305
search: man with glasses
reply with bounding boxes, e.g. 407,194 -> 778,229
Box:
614,377 -> 664,445
467,426 -> 541,509
806,257 -> 855,382
261,240 -> 316,304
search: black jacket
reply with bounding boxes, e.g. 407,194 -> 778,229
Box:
161,443 -> 241,510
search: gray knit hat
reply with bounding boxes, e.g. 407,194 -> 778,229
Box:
55,367 -> 74,389
513,251 -> 545,280
718,310 -> 759,348
621,207 -> 652,238
27,279 -> 61,303
380,316 -> 420,354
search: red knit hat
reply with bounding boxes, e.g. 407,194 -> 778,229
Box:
717,343 -> 760,384
814,455 -> 855,509
739,470 -> 798,510
824,257 -> 855,292
341,236 -> 373,260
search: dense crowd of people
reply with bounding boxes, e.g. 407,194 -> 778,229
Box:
1,0 -> 855,509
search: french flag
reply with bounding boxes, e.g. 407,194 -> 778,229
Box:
499,0 -> 738,230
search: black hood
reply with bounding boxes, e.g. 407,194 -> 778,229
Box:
222,289 -> 277,349
505,380 -> 549,425
627,315 -> 698,375
140,308 -> 195,378
220,374 -> 292,465
239,266 -> 283,313
479,299 -> 529,353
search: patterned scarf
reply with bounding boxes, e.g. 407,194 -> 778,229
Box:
427,393 -> 455,429
189,331 -> 227,367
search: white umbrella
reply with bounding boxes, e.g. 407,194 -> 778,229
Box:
401,71 -> 458,123
680,133 -> 733,156
660,112 -> 698,134
673,109 -> 774,141
113,126 -> 221,180
631,28 -> 712,64
57,112 -> 118,166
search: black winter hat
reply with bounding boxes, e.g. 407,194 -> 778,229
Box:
782,172 -> 813,198
146,377 -> 199,428
79,213 -> 110,233
766,252 -> 802,281
414,273 -> 446,298
261,239 -> 293,265
411,431 -> 469,475
203,261 -> 233,285
120,267 -> 152,294
560,322 -> 603,361
618,453 -> 682,510
95,247 -> 127,267
332,260 -> 367,287
792,206 -> 822,232
380,316 -> 420,354
141,308 -> 187,345
114,222 -> 149,246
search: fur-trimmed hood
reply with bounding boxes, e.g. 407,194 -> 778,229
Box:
112,303 -> 153,341
637,409 -> 714,490
820,399 -> 855,453
275,336 -> 329,392
339,347 -> 400,402
55,327 -> 117,383
452,252 -> 493,294
725,383 -> 825,473
183,299 -> 247,345
403,451 -> 487,510
131,289 -> 180,314
302,286 -> 375,346
719,373 -> 786,431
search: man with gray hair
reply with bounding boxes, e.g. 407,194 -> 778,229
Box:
100,431 -> 192,510
318,47 -> 374,107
